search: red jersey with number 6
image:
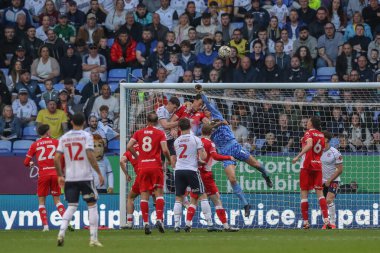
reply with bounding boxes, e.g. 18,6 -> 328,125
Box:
131,126 -> 166,169
24,137 -> 59,177
300,129 -> 325,171
122,144 -> 140,174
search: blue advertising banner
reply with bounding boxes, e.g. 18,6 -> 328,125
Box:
0,194 -> 379,230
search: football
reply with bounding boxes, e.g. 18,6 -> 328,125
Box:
218,45 -> 231,58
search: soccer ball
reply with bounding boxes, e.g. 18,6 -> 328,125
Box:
218,45 -> 231,59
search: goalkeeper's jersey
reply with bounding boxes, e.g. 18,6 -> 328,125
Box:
211,125 -> 236,148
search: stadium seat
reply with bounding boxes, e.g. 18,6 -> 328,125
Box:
0,68 -> 9,76
107,139 -> 120,154
23,126 -> 38,140
38,83 -> 46,92
109,82 -> 119,92
107,38 -> 114,47
76,82 -> 86,92
330,138 -> 339,148
0,140 -> 12,155
255,139 -> 266,150
316,67 -> 336,81
130,68 -> 143,82
108,68 -> 128,82
54,83 -> 64,91
12,140 -> 33,155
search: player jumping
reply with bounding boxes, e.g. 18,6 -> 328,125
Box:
321,131 -> 343,229
23,124 -> 68,232
55,113 -> 104,247
127,112 -> 171,235
292,116 -> 331,229
195,84 -> 273,217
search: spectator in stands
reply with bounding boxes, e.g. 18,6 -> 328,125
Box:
294,46 -> 314,76
285,55 -> 309,82
38,0 -> 59,26
369,131 -> 380,152
54,13 -> 76,44
105,0 -> 127,37
348,69 -> 360,82
217,13 -> 234,43
173,14 -> 192,45
0,105 -> 21,141
76,13 -> 105,46
368,49 -> 379,72
250,27 -> 275,55
348,24 -> 372,56
56,89 -> 74,124
272,113 -> 294,153
134,2 -> 152,26
14,13 -> 28,41
80,70 -> 104,104
136,29 -> 158,66
188,27 -> 202,55
10,45 -> 33,72
207,68 -> 221,83
2,0 -> 32,27
336,43 -> 356,81
45,29 -> 66,61
12,88 -> 37,127
233,56 -> 258,83
309,7 -> 328,39
178,40 -> 197,71
247,0 -> 270,28
142,41 -> 170,81
8,61 -> 22,89
85,115 -> 107,140
155,0 -> 179,31
327,106 -> 347,136
22,26 -> 44,60
110,28 -> 137,68
146,13 -> 169,42
327,0 -> 347,32
87,0 -> 107,24
231,114 -> 249,144
197,38 -> 218,73
297,0 -> 316,25
12,69 -> 42,103
121,12 -> 143,42
0,26 -> 19,69
192,65 -> 204,83
316,22 -> 344,67
280,97 -> 302,129
348,113 -> 372,151
63,78 -> 81,100
272,41 -> 290,70
30,45 -> 60,83
36,99 -> 68,138
92,83 -> 119,122
98,37 -> 111,65
152,67 -> 169,83
261,132 -> 280,154
165,31 -> 181,54
354,103 -> 375,131
284,9 -> 305,42
225,46 -> 241,73
36,15 -> 52,42
293,26 -> 318,60
0,70 -> 12,105
59,44 -> 83,84
196,12 -> 216,40
293,88 -> 308,115
207,1 -> 220,27
337,134 -> 354,152
229,28 -> 249,58
344,11 -> 373,42
356,55 -> 375,82
67,0 -> 86,30
241,13 -> 259,43
269,0 -> 288,28
256,102 -> 277,138
258,55 -> 284,83
164,53 -> 184,82
367,32 -> 380,61
82,43 -> 107,82
98,105 -> 114,129
267,16 -> 280,42
347,0 -> 368,21
74,39 -> 89,58
41,79 -> 59,106
362,0 -> 380,34
180,70 -> 194,83
249,40 -> 265,69
183,1 -> 201,27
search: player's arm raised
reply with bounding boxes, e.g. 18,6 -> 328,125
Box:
119,156 -> 132,181
160,141 -> 171,167
86,149 -> 104,186
292,138 -> 313,164
127,138 -> 139,159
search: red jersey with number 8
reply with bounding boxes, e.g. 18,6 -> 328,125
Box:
131,126 -> 166,169
24,137 -> 59,177
300,129 -> 325,171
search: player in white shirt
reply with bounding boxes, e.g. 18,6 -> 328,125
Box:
172,118 -> 221,232
321,131 -> 344,229
54,113 -> 104,247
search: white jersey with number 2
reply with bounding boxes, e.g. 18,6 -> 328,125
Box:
57,130 -> 95,182
174,133 -> 203,172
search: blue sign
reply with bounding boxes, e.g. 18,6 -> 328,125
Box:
0,194 -> 379,229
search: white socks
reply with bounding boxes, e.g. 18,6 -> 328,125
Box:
58,204 -> 78,237
328,202 -> 336,225
88,204 -> 99,241
200,200 -> 213,226
173,201 -> 182,228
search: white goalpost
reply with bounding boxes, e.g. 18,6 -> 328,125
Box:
119,82 -> 380,229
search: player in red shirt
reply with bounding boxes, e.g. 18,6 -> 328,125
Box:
120,143 -> 139,229
23,124 -> 66,231
292,116 -> 331,229
188,124 -> 239,231
127,112 -> 171,235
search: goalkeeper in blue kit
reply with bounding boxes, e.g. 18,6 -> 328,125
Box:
195,85 -> 273,217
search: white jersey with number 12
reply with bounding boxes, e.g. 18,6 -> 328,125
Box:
57,130 -> 95,182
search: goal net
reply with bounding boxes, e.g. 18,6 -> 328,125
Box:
119,82 -> 380,229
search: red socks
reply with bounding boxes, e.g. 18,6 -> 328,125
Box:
319,197 -> 329,219
38,205 -> 48,226
186,204 -> 196,223
140,200 -> 149,223
155,197 -> 164,221
216,207 -> 227,224
56,203 -> 66,217
301,200 -> 309,222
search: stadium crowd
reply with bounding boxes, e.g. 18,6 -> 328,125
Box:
0,0 -> 379,154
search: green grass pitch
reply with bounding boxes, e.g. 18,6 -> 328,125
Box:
1,229 -> 379,253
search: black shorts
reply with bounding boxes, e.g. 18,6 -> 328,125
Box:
323,181 -> 339,197
64,181 -> 98,203
174,170 -> 204,197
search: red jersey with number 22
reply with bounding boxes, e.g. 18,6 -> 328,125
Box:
24,137 -> 59,177
132,126 -> 166,169
122,144 -> 139,174
300,129 -> 325,171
